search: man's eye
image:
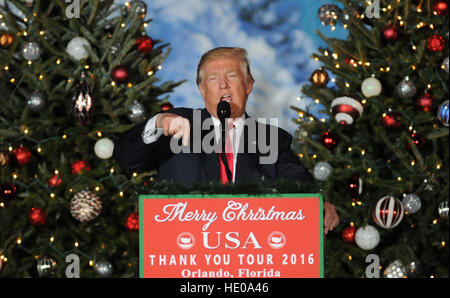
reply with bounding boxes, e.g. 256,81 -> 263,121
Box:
208,77 -> 217,81
228,74 -> 236,78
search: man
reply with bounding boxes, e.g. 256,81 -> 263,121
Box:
113,47 -> 339,234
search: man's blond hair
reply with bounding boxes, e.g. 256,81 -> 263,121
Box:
196,47 -> 255,85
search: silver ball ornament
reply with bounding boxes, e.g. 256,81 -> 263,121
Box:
383,260 -> 407,278
396,76 -> 417,99
128,101 -> 146,123
127,0 -> 147,18
402,193 -> 421,214
442,57 -> 449,73
438,201 -> 449,219
22,42 -> 41,60
318,4 -> 342,26
36,257 -> 57,277
27,91 -> 46,112
313,161 -> 333,181
94,260 -> 113,277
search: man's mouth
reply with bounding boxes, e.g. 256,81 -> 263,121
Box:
219,94 -> 232,102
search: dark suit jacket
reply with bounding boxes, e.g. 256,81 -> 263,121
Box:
113,108 -> 314,187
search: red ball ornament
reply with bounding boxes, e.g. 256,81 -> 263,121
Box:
125,212 -> 139,231
1,183 -> 17,200
382,112 -> 402,129
13,146 -> 32,166
28,207 -> 47,226
160,102 -> 174,112
111,65 -> 130,83
71,160 -> 90,174
320,131 -> 337,149
381,24 -> 400,44
342,226 -> 356,243
136,35 -> 153,53
48,174 -> 63,187
417,93 -> 435,112
426,34 -> 445,52
433,0 -> 449,15
373,195 -> 404,229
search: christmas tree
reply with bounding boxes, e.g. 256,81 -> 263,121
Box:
0,0 -> 183,277
293,0 -> 449,277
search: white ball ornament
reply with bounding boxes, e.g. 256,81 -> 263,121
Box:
361,76 -> 382,97
66,37 -> 91,60
355,225 -> 380,250
94,138 -> 114,159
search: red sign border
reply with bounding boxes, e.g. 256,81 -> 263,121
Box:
139,193 -> 324,278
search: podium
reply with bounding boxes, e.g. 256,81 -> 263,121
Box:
139,194 -> 323,278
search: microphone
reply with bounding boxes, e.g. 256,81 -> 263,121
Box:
217,100 -> 231,121
217,101 -> 233,183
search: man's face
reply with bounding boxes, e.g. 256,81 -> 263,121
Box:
198,57 -> 253,119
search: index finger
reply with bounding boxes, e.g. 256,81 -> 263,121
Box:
182,118 -> 190,147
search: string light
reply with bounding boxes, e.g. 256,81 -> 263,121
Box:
50,236 -> 55,242
74,241 -> 79,247
16,237 -> 22,245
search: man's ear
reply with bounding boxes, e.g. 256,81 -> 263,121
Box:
198,82 -> 206,100
246,79 -> 254,95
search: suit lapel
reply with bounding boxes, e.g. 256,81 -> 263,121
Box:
234,113 -> 259,183
200,109 -> 220,182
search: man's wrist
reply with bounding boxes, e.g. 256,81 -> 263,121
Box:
142,114 -> 163,144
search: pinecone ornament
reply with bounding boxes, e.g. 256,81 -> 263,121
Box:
70,190 -> 102,222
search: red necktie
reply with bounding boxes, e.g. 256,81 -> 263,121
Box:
219,121 -> 234,184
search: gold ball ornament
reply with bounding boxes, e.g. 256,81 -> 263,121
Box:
0,32 -> 14,49
0,151 -> 10,166
311,68 -> 329,87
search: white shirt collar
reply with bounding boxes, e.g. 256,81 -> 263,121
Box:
211,113 -> 245,131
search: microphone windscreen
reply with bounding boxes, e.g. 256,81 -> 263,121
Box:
217,101 -> 231,120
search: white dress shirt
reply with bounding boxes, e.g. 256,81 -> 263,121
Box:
141,113 -> 245,182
